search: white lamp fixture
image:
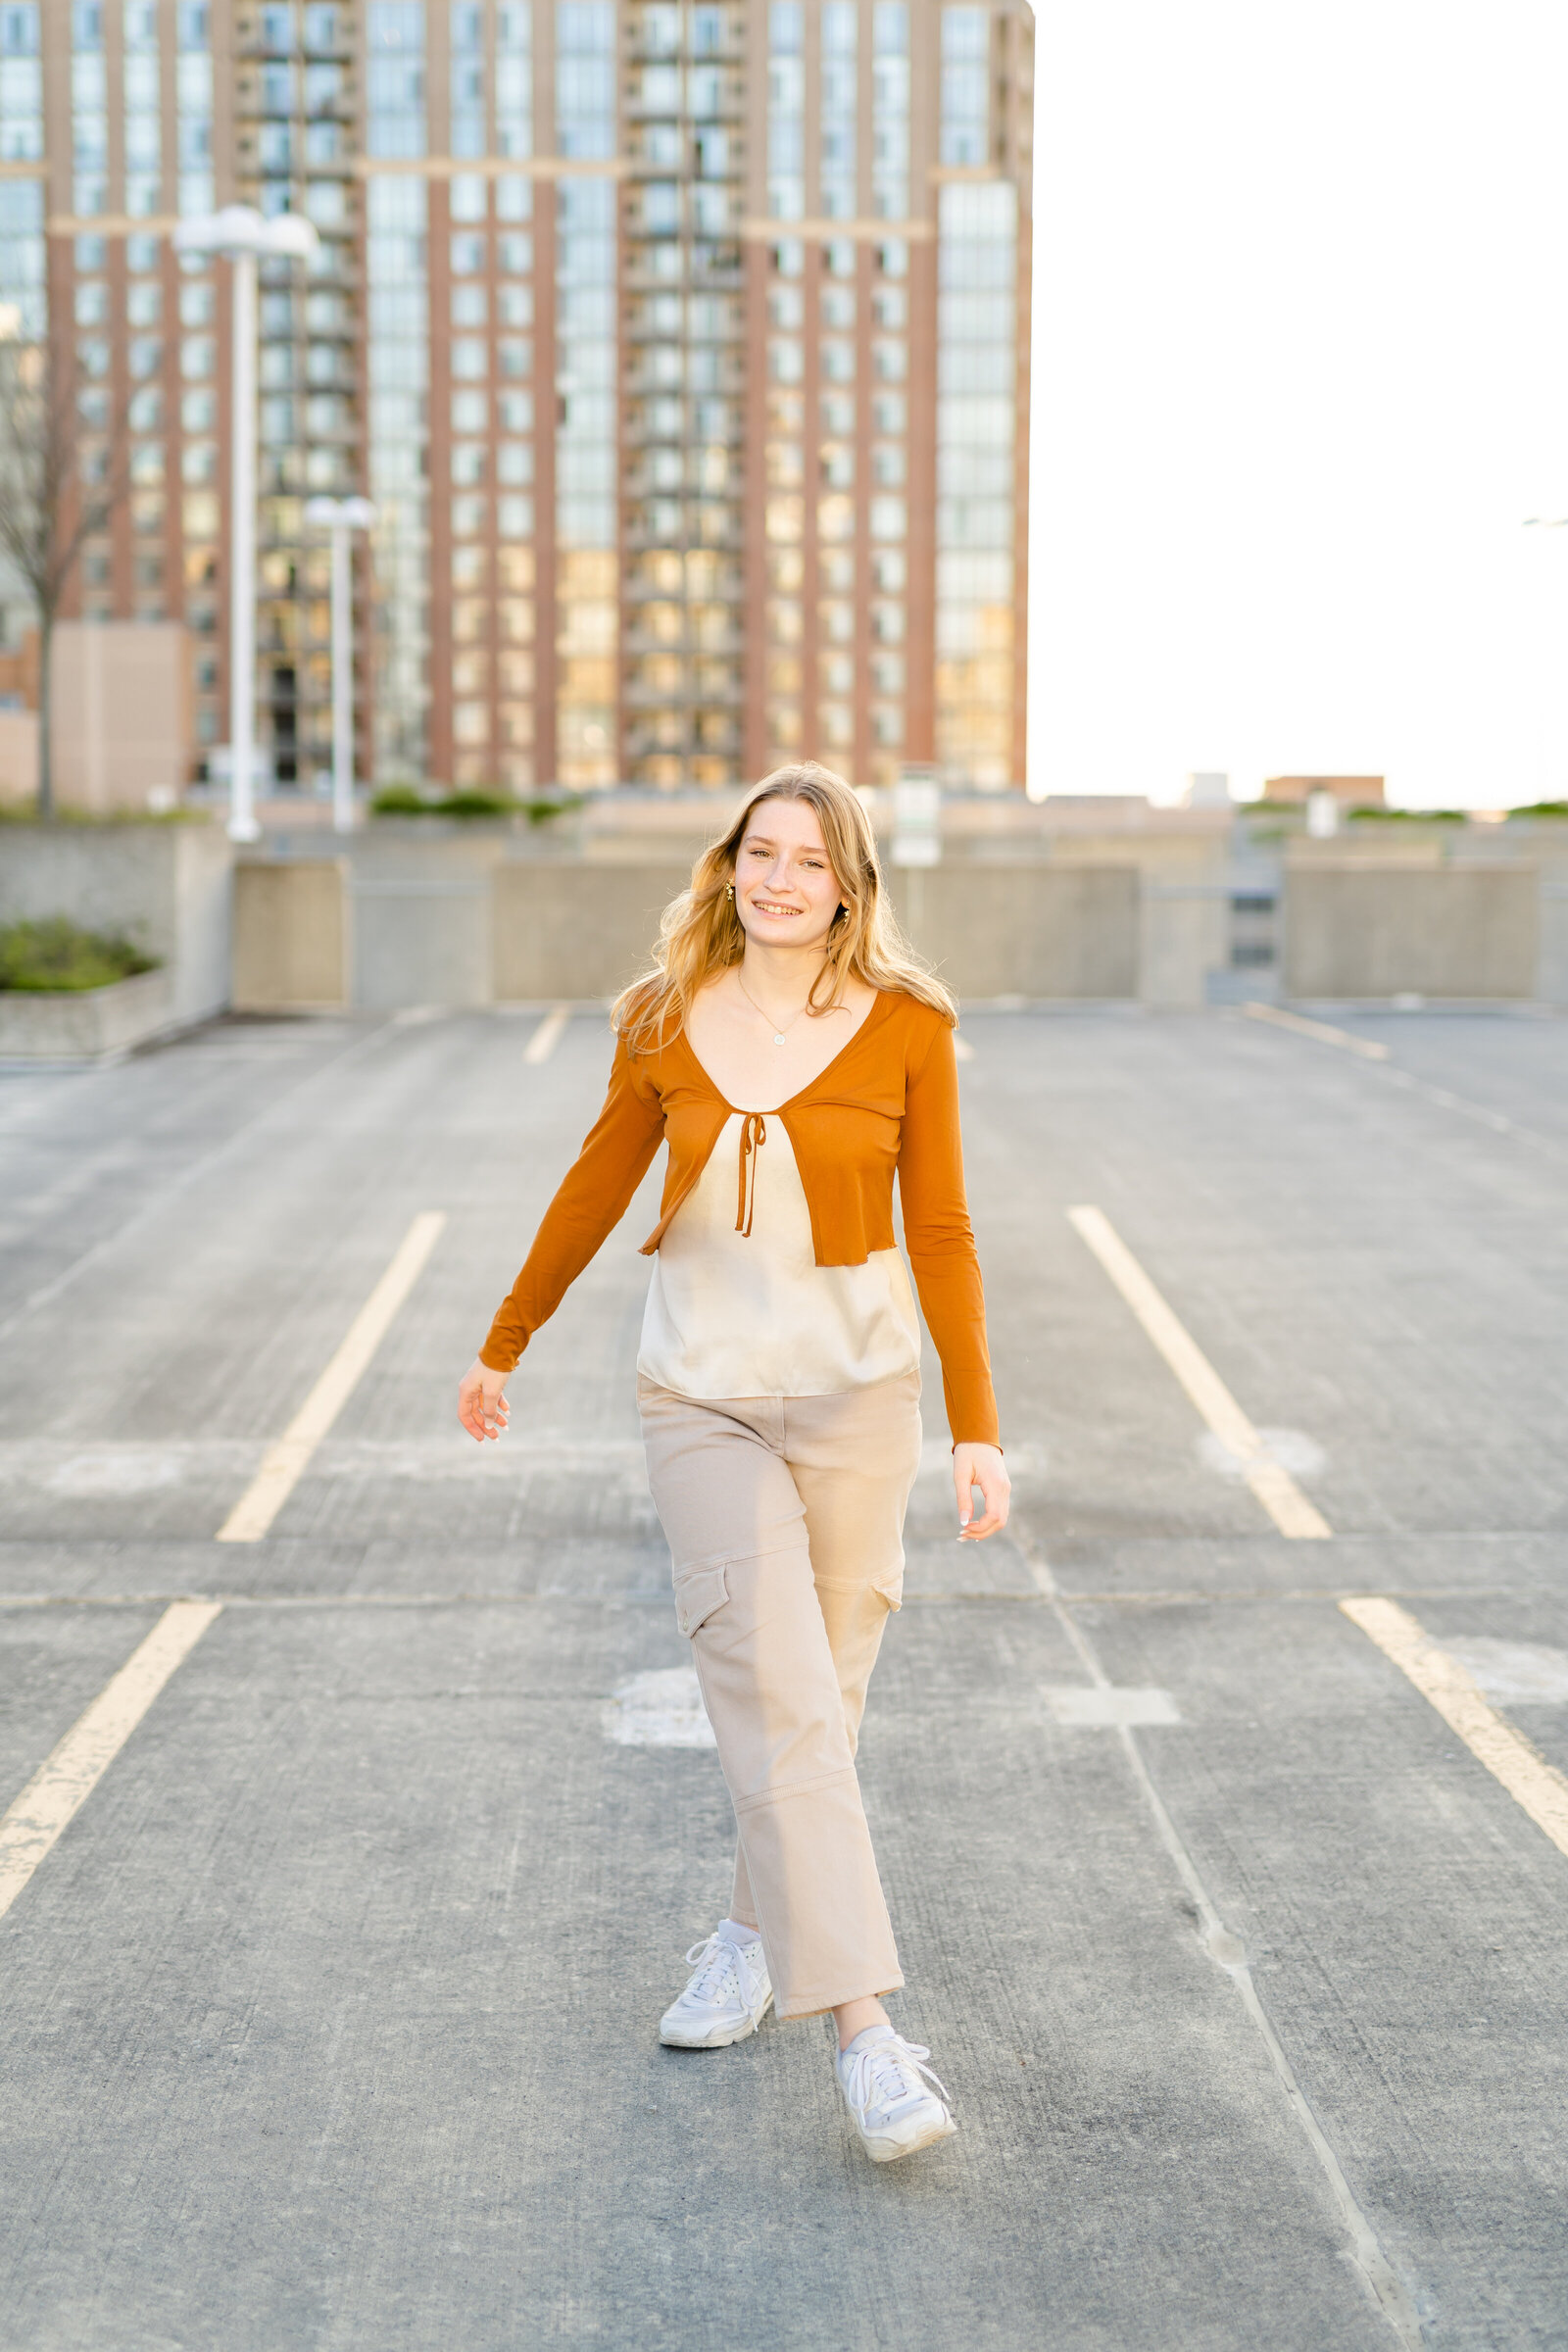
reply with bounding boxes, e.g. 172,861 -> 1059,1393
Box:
172,207 -> 319,844
303,495 -> 376,834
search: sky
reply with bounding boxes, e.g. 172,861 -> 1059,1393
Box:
1025,0 -> 1568,807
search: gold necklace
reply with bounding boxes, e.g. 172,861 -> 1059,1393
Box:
735,968 -> 814,1047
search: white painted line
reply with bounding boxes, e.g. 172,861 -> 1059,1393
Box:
1443,1636 -> 1568,1705
523,1004 -> 571,1065
0,1600 -> 222,1921
603,1666 -> 716,1748
1044,1685 -> 1180,1727
217,1211 -> 447,1544
0,1021 -> 395,1354
1066,1204 -> 1332,1541
1341,1597 -> 1568,1860
1246,1002 -> 1563,1161
1243,1003 -> 1390,1060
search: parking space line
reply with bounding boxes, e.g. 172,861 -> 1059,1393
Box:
217,1210 -> 447,1544
1341,1596 -> 1568,1860
1067,1204 -> 1332,1540
1243,1003 -> 1390,1060
0,1020 -> 396,1353
0,1600 -> 222,1922
1241,1004 -> 1565,1162
523,1004 -> 571,1065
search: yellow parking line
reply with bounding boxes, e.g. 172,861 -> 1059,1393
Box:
0,1601 -> 222,1921
1243,1003 -> 1390,1060
523,1004 -> 571,1065
1341,1597 -> 1568,1860
1066,1204 -> 1332,1540
217,1211 -> 447,1544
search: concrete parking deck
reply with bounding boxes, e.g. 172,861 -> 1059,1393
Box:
1,1003 -> 1566,2350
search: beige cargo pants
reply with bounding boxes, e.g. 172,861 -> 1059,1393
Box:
638,1370 -> 923,2021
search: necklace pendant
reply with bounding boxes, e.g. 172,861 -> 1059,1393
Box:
773,1033 -> 785,1047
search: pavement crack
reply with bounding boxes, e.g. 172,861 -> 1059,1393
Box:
1012,1514 -> 1429,2349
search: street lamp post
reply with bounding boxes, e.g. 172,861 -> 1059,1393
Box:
172,207 -> 318,844
303,495 -> 376,834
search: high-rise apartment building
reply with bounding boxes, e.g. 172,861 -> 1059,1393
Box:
13,0 -> 1029,795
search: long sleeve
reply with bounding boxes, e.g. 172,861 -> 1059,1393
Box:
479,1037 -> 665,1373
896,1020 -> 1001,1447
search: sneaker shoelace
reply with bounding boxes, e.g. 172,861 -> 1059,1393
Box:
842,2034 -> 951,2121
679,1934 -> 753,2008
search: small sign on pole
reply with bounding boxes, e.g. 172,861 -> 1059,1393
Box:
892,766 -> 942,867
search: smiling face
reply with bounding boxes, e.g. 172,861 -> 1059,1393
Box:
731,797 -> 846,954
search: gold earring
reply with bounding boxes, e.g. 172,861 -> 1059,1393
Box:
725,881 -> 735,901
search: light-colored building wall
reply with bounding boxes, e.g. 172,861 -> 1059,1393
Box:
50,620 -> 193,808
0,622 -> 192,808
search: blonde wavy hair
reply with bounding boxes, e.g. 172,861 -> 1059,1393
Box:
612,761 -> 956,1054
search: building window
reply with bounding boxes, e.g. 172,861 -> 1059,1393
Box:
871,3 -> 908,220
940,6 -> 989,169
767,3 -> 803,221
554,16 -> 618,787
450,0 -> 484,156
367,1 -> 427,160
818,2 -> 857,220
366,142 -> 430,778
935,178 -> 1016,788
497,5 -> 532,160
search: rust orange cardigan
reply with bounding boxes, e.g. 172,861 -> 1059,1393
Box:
480,988 -> 1000,1446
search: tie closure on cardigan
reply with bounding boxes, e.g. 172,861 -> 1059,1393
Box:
734,1111 -> 766,1237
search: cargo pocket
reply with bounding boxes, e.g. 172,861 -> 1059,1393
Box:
672,1560 -> 731,1640
872,1565 -> 905,1614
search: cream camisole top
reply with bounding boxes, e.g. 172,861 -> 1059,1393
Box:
636,1107 -> 921,1400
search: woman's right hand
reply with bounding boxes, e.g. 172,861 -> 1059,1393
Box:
459,1356 -> 511,1444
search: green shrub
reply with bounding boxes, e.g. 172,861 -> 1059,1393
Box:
369,784 -> 585,821
0,802 -> 202,827
1348,807 -> 1466,822
443,788 -> 517,816
0,917 -> 159,993
1507,800 -> 1568,818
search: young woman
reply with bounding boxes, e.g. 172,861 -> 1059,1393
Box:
459,761 -> 1008,2165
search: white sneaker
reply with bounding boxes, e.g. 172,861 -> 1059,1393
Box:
659,1927 -> 773,2049
835,2029 -> 958,2163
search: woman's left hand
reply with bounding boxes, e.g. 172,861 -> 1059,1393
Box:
953,1443 -> 1009,1540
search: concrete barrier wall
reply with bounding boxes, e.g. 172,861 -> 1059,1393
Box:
233,860 -> 349,1009
1540,885 -> 1568,1005
0,821 -> 232,1024
0,966 -> 176,1060
354,874 -> 492,1009
232,850 -> 1568,1009
1284,864 -> 1540,999
1139,885 -> 1232,1009
494,862 -> 691,1001
491,860 -> 1143,1004
885,864 -> 1140,999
